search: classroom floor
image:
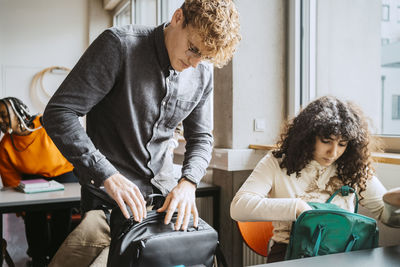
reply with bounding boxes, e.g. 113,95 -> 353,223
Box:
3,213 -> 30,267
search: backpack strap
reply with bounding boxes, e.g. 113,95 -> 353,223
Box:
345,234 -> 359,252
326,185 -> 359,213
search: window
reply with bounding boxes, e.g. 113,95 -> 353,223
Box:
381,0 -> 400,136
391,95 -> 400,119
290,0 -> 400,151
114,1 -> 132,26
382,4 -> 390,21
159,0 -> 184,23
113,0 -> 184,27
135,0 -> 158,26
398,6 -> 400,23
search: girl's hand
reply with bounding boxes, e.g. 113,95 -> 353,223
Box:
296,199 -> 312,218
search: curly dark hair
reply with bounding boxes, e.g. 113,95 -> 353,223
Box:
272,96 -> 380,194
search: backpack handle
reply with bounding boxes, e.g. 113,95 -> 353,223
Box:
326,185 -> 359,213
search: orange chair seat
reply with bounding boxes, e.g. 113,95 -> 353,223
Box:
237,221 -> 274,257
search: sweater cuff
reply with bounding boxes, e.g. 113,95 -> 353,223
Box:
181,168 -> 203,185
179,176 -> 198,187
77,155 -> 118,187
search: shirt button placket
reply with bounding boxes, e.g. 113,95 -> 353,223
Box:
159,76 -> 171,129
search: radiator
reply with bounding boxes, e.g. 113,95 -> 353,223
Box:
196,169 -> 214,225
242,244 -> 267,266
196,194 -> 214,225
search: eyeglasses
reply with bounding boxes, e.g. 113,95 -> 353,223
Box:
186,41 -> 202,59
185,41 -> 213,60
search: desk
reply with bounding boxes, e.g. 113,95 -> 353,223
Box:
0,183 -> 81,263
253,245 -> 400,267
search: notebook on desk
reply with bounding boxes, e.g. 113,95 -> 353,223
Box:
19,178 -> 50,189
16,180 -> 64,194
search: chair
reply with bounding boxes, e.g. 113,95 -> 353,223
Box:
237,221 -> 274,257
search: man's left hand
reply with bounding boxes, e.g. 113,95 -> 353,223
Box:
157,178 -> 198,231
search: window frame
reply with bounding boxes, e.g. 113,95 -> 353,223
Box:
287,0 -> 316,118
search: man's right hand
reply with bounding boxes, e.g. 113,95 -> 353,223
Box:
103,173 -> 147,222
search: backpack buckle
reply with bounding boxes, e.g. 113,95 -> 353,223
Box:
340,185 -> 355,196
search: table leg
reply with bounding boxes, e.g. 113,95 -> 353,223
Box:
213,190 -> 220,233
1,213 -> 3,265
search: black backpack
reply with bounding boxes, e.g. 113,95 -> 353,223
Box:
107,208 -> 221,267
83,184 -> 227,267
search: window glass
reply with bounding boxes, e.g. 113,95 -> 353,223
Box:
160,0 -> 184,22
135,0 -> 158,26
114,0 -> 183,27
114,2 -> 131,26
381,0 -> 400,135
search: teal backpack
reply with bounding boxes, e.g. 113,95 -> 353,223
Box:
285,185 -> 379,260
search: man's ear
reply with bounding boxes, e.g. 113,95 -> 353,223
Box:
170,8 -> 184,27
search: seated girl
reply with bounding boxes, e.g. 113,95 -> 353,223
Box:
230,96 -> 391,263
0,97 -> 77,267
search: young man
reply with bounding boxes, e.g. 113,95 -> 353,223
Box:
43,0 -> 240,265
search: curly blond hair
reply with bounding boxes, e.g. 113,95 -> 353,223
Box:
181,0 -> 241,68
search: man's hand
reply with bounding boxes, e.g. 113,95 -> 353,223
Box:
157,178 -> 198,231
103,173 -> 147,222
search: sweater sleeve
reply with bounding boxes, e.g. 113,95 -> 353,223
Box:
230,153 -> 299,222
181,66 -> 214,185
0,147 -> 21,187
43,30 -> 121,186
359,176 -> 387,221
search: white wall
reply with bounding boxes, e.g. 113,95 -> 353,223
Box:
232,0 -> 286,148
0,0 -> 89,113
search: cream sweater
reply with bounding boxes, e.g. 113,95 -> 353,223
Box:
230,152 -> 387,244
